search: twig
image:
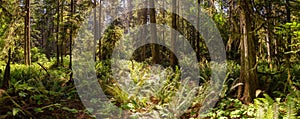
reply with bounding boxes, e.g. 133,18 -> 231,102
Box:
37,62 -> 50,77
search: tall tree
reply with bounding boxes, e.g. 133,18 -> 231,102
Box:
265,0 -> 272,70
69,0 -> 74,69
149,0 -> 159,64
196,0 -> 201,61
127,0 -> 132,29
60,0 -> 64,66
98,0 -> 102,60
237,0 -> 259,104
93,0 -> 98,61
226,0 -> 240,61
141,0 -> 148,61
285,0 -> 292,87
25,0 -> 31,65
170,0 -> 177,66
56,0 -> 61,66
1,49 -> 11,89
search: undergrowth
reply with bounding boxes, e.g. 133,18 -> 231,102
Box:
0,59 -> 299,118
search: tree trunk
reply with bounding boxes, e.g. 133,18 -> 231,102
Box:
170,0 -> 177,66
69,0 -> 74,69
56,0 -> 60,67
227,0 -> 240,61
142,2 -> 148,61
93,1 -> 98,61
98,0 -> 102,60
66,0 -> 75,86
237,0 -> 258,104
162,0 -> 166,60
266,0 -> 272,70
128,0 -> 132,29
60,1 -> 64,66
42,16 -> 46,50
25,0 -> 31,65
266,29 -> 272,70
196,0 -> 201,61
1,49 -> 11,90
149,0 -> 159,64
285,0 -> 292,90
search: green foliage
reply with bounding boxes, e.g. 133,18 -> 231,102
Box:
0,59 -> 86,118
101,26 -> 124,59
0,63 -> 68,91
203,98 -> 254,118
226,60 -> 241,79
31,47 -> 48,63
276,21 -> 300,54
203,88 -> 300,119
213,13 -> 226,26
253,92 -> 299,119
0,0 -> 299,118
96,60 -> 212,118
95,60 -> 111,81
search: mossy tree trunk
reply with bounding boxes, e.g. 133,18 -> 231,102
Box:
237,0 -> 259,104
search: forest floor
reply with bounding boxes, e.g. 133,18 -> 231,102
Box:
0,59 -> 299,118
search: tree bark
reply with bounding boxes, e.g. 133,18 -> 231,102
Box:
93,1 -> 98,61
128,0 -> 132,29
56,0 -> 60,67
237,0 -> 258,104
266,30 -> 272,70
60,1 -> 64,66
149,0 -> 159,64
196,0 -> 201,61
98,0 -> 102,60
266,0 -> 272,70
285,0 -> 292,90
69,0 -> 74,69
142,1 -> 148,61
170,0 -> 177,66
25,0 -> 31,65
1,49 -> 11,90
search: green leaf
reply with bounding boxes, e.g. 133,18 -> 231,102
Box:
62,107 -> 78,113
12,108 -> 20,116
263,94 -> 274,104
34,108 -> 44,113
18,92 -> 27,97
127,103 -> 135,109
49,107 -> 54,111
